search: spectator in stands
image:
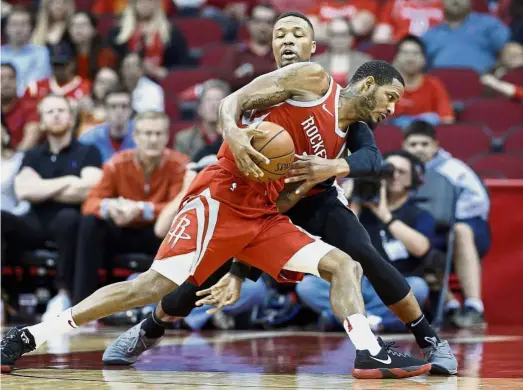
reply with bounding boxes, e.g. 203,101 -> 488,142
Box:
5,94 -> 102,320
373,0 -> 444,43
296,150 -> 434,332
76,67 -> 121,135
422,0 -> 510,73
312,17 -> 372,86
75,111 -> 189,304
1,63 -> 40,150
79,88 -> 136,163
109,0 -> 188,81
391,35 -> 454,127
202,0 -> 259,41
305,0 -> 377,43
481,72 -> 523,101
1,7 -> 51,96
23,41 -> 92,107
493,41 -> 523,78
93,0 -> 175,16
31,0 -> 75,47
403,121 -> 490,327
497,0 -> 523,45
68,11 -> 116,82
218,3 -> 277,90
120,51 -> 165,113
175,79 -> 229,159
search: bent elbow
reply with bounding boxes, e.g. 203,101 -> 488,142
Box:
370,147 -> 383,175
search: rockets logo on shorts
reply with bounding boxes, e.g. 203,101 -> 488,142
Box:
167,215 -> 192,248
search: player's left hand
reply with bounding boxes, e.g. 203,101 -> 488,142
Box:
195,273 -> 243,315
364,181 -> 393,222
284,155 -> 344,194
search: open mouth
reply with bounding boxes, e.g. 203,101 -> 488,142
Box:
281,49 -> 297,60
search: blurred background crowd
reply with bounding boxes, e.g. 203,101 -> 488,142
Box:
1,0 -> 522,333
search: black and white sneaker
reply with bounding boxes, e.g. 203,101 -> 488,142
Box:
352,337 -> 431,379
1,327 -> 36,373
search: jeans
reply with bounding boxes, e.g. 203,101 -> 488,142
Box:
296,275 -> 429,332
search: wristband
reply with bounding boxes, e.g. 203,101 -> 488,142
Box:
385,217 -> 398,228
230,261 -> 250,280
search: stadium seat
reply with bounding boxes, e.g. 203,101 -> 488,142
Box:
436,123 -> 492,161
164,96 -> 180,121
238,23 -> 250,42
97,14 -> 116,39
76,0 -> 92,10
161,68 -> 215,97
175,18 -> 224,55
362,44 -> 396,63
200,44 -> 236,67
460,99 -> 523,136
503,125 -> 523,152
374,125 -> 403,153
429,68 -> 483,102
469,153 -> 523,179
501,68 -> 523,86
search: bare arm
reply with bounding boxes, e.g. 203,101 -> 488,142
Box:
17,122 -> 41,151
53,166 -> 103,204
387,220 -> 431,257
276,181 -> 311,214
14,167 -> 76,203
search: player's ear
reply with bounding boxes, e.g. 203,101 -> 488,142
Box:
360,76 -> 375,93
311,40 -> 317,54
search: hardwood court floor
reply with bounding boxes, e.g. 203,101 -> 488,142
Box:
2,326 -> 523,389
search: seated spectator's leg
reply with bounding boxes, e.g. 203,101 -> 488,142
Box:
0,211 -> 46,260
185,277 -> 268,330
72,215 -> 111,305
405,276 -> 430,308
295,275 -> 331,315
48,208 -> 83,297
453,218 -> 490,316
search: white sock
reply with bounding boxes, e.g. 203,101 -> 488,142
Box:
24,308 -> 78,348
445,299 -> 461,312
464,298 -> 484,313
343,313 -> 381,356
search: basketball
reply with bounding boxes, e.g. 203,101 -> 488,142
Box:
251,121 -> 295,182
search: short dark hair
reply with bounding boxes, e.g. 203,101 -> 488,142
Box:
104,86 -> 131,104
1,62 -> 17,76
275,11 -> 315,35
403,120 -> 437,140
350,60 -> 405,87
396,34 -> 427,58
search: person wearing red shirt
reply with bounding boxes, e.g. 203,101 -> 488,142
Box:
23,41 -> 92,107
373,0 -> 444,43
306,0 -> 378,42
1,63 -> 40,150
391,35 -> 454,127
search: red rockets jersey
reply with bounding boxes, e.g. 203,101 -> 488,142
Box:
217,78 -> 348,203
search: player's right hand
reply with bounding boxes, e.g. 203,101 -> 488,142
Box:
195,273 -> 243,315
224,125 -> 270,178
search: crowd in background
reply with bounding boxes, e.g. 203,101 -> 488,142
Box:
1,0 -> 522,331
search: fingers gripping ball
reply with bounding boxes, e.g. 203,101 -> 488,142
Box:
251,121 -> 295,182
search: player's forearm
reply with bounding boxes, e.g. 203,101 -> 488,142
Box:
343,122 -> 382,177
276,181 -> 305,213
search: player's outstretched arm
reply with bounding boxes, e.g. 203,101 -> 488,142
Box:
218,63 -> 330,178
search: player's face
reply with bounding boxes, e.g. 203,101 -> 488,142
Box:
395,41 -> 425,76
1,67 -> 17,100
385,155 -> 412,195
133,118 -> 169,158
403,134 -> 439,163
40,96 -> 73,135
356,78 -> 404,125
273,16 -> 316,68
105,93 -> 132,126
198,87 -> 227,124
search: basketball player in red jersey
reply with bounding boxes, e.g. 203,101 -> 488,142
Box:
101,12 -> 456,376
1,19 -> 433,381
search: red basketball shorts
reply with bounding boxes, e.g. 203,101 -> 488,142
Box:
150,165 -> 334,286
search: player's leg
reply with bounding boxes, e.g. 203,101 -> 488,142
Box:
320,203 -> 457,375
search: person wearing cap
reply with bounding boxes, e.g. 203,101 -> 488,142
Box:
23,41 -> 92,105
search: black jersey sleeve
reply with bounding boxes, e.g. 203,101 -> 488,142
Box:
342,121 -> 383,177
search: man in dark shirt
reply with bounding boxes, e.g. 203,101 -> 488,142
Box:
2,94 -> 102,320
296,150 -> 436,332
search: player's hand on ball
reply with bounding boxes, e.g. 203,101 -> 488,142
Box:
225,125 -> 270,178
195,273 -> 243,315
285,155 -> 339,192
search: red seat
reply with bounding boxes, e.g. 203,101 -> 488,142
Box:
436,123 -> 492,161
429,68 -> 483,102
503,125 -> 523,152
97,14 -> 116,40
362,44 -> 396,63
238,23 -> 250,42
501,68 -> 523,86
164,96 -> 180,121
374,125 -> 403,153
200,44 -> 236,67
175,18 -> 224,50
469,153 -> 523,179
161,68 -> 215,97
460,99 -> 523,135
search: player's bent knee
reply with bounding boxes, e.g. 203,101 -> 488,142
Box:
129,270 -> 178,306
317,248 -> 357,276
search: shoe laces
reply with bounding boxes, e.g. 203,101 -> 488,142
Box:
429,342 -> 454,358
382,341 -> 409,357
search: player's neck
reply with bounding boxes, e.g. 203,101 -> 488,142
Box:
337,93 -> 363,128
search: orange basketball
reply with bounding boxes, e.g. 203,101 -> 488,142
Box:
251,121 -> 295,182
